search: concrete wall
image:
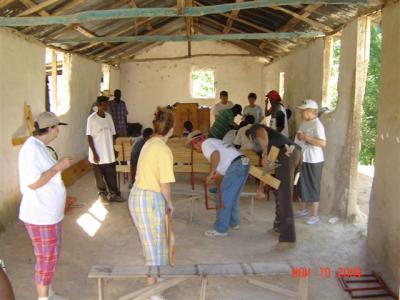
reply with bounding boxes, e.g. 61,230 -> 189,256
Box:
368,1 -> 400,283
120,41 -> 266,128
0,28 -> 101,230
263,39 -> 325,136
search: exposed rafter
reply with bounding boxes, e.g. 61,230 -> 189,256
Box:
17,0 -> 61,17
279,4 -> 323,32
0,0 -> 370,27
223,0 -> 243,34
270,6 -> 333,32
50,31 -> 324,44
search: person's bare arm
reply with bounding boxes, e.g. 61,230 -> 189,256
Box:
160,182 -> 173,215
297,132 -> 326,148
28,158 -> 71,190
87,135 -> 99,163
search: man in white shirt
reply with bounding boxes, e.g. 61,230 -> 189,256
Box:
87,96 -> 124,203
243,93 -> 264,123
211,90 -> 233,119
18,112 -> 71,300
186,131 -> 249,237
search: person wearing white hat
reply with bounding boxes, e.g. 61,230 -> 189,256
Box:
18,112 -> 71,300
294,99 -> 326,225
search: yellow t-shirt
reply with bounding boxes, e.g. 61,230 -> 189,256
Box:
135,137 -> 176,192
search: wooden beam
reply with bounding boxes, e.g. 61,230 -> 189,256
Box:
51,31 -> 324,44
0,0 -> 370,27
51,50 -> 57,112
279,4 -> 323,32
17,0 -> 61,17
223,0 -> 243,34
0,0 -> 14,10
120,53 -> 255,62
271,6 -> 333,32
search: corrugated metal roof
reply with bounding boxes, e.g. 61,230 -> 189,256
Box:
0,0 -> 382,64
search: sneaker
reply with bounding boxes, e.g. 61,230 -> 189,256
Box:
98,193 -> 108,203
306,216 -> 320,225
231,225 -> 240,230
109,195 -> 126,202
205,230 -> 228,237
294,209 -> 309,218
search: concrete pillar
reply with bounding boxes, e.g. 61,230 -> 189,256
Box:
367,1 -> 400,283
320,17 -> 370,217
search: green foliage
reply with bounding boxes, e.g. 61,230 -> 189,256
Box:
328,38 -> 341,110
359,25 -> 381,165
192,70 -> 215,98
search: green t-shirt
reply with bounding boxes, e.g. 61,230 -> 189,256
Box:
209,109 -> 234,139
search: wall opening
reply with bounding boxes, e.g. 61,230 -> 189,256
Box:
191,69 -> 216,99
279,72 -> 285,98
100,64 -> 111,92
326,37 -> 341,111
45,49 -> 70,116
356,21 -> 381,224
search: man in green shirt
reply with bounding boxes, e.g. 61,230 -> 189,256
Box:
209,104 -> 242,139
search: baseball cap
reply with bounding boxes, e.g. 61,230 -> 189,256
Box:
297,99 -> 319,110
35,112 -> 67,130
265,90 -> 281,101
185,130 -> 205,147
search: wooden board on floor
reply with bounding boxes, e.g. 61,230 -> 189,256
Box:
61,158 -> 92,187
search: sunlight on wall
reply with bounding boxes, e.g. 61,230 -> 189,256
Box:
76,199 -> 108,237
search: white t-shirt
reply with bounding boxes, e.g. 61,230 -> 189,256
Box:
243,105 -> 263,123
222,129 -> 237,145
86,112 -> 116,164
295,118 -> 326,163
18,137 -> 66,225
201,138 -> 241,176
212,101 -> 233,118
234,124 -> 254,150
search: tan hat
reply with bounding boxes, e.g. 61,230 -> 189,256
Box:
185,130 -> 205,147
35,112 -> 67,130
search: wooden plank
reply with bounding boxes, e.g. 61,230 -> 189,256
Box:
50,31 -> 324,44
118,278 -> 189,300
271,6 -> 333,32
249,166 -> 281,189
279,4 -> 323,32
199,276 -> 208,300
17,0 -> 61,17
0,1 -> 369,27
247,278 -> 296,298
0,0 -> 14,10
298,277 -> 309,300
222,0 -> 243,34
24,103 -> 35,135
11,135 -> 28,146
61,158 -> 92,187
89,262 -> 291,278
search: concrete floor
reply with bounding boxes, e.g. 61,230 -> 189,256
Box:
0,172 -> 396,300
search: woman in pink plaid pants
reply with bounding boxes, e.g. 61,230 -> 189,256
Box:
18,112 -> 71,300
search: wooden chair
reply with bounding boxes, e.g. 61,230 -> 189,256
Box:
114,138 -> 134,188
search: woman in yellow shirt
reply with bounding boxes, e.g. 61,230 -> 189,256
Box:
128,107 -> 175,287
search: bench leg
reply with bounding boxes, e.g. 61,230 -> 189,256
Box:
250,196 -> 254,221
98,278 -> 104,300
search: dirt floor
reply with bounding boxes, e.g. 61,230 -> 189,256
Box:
0,170 -> 396,300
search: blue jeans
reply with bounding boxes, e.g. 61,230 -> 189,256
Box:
214,159 -> 249,233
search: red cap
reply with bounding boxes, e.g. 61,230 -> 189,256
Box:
265,90 -> 281,102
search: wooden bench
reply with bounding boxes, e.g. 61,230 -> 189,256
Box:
88,262 -> 308,300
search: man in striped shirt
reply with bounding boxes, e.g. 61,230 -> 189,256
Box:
209,104 -> 242,139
